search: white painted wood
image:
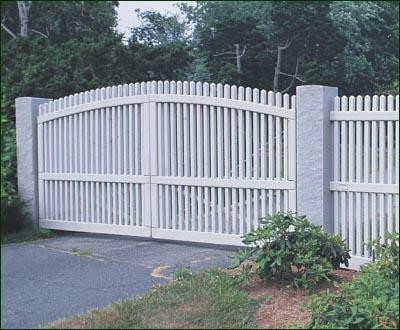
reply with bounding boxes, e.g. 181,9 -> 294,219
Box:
330,183 -> 398,196
40,219 -> 150,235
330,93 -> 399,262
37,81 -> 302,246
378,96 -> 386,244
330,111 -> 398,121
197,82 -> 204,178
152,228 -> 244,246
39,94 -> 296,124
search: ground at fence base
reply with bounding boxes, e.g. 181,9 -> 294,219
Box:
248,268 -> 357,329
47,267 -> 357,329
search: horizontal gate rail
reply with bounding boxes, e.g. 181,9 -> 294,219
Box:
151,176 -> 296,190
37,93 -> 295,124
330,182 -> 398,194
39,173 -> 150,184
330,110 -> 398,121
39,219 -> 151,236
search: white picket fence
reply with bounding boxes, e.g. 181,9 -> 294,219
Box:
16,80 -> 397,269
330,95 -> 399,267
36,81 -> 296,245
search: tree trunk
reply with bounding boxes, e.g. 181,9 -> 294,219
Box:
234,44 -> 241,73
17,1 -> 31,37
273,47 -> 282,93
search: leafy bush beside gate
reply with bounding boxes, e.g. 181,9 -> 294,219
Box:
307,232 -> 399,329
230,212 -> 350,289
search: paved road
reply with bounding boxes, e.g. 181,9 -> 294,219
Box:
1,233 -> 235,329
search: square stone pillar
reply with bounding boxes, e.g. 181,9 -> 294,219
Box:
296,86 -> 338,231
15,97 -> 51,228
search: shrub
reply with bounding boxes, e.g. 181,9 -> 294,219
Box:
229,212 -> 350,289
307,232 -> 399,329
0,194 -> 27,234
1,93 -> 27,234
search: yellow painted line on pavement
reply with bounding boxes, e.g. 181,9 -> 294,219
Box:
151,265 -> 173,281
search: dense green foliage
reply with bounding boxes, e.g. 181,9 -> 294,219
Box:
308,232 -> 399,329
230,212 -> 350,289
1,1 -> 398,231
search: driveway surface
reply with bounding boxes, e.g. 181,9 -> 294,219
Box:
1,232 -> 235,329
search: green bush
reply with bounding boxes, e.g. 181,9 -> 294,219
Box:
1,95 -> 28,234
229,212 -> 350,289
307,232 -> 399,329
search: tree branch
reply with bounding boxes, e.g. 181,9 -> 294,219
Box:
1,22 -> 17,38
30,28 -> 48,38
280,58 -> 301,94
279,71 -> 306,83
214,51 -> 236,57
278,38 -> 292,51
240,45 -> 246,57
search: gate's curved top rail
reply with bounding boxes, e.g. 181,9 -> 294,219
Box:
37,81 -> 296,123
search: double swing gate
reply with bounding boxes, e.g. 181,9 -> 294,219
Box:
37,81 -> 297,245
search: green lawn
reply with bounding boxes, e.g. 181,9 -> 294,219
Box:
47,269 -> 257,329
1,228 -> 54,244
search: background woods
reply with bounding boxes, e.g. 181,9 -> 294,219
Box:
1,1 -> 398,231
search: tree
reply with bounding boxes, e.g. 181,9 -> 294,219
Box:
1,1 -> 124,212
329,1 -> 399,94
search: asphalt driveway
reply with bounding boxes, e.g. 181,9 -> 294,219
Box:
1,232 -> 235,329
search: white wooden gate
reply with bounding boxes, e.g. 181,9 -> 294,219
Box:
37,81 -> 297,245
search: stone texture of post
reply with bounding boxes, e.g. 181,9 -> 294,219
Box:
296,86 -> 338,232
15,97 -> 51,228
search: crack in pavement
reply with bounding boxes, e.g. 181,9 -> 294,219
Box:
32,243 -> 106,262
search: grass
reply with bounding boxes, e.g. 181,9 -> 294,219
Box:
1,228 -> 54,244
71,248 -> 92,257
47,268 -> 257,329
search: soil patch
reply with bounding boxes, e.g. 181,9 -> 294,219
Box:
245,268 -> 357,329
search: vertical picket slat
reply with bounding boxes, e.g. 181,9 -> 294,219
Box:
245,88 -> 252,233
217,84 -> 224,232
378,96 -> 386,244
355,96 -> 362,255
348,96 -> 355,254
231,86 -> 238,232
363,95 -> 371,256
283,94 -> 289,210
203,83 -> 210,178
177,81 -> 183,177
259,92 -> 267,217
267,91 -> 275,215
387,95 -> 394,234
238,87 -> 245,234
340,96 -> 348,243
170,82 -> 177,229
275,93 -> 282,212
224,85 -> 231,232
371,95 -> 379,241
252,89 -> 260,229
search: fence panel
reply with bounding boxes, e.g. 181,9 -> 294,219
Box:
38,84 -> 150,237
37,81 -> 297,244
331,94 -> 399,267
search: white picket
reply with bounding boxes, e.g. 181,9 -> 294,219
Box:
39,81 -> 400,256
331,93 -> 399,262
